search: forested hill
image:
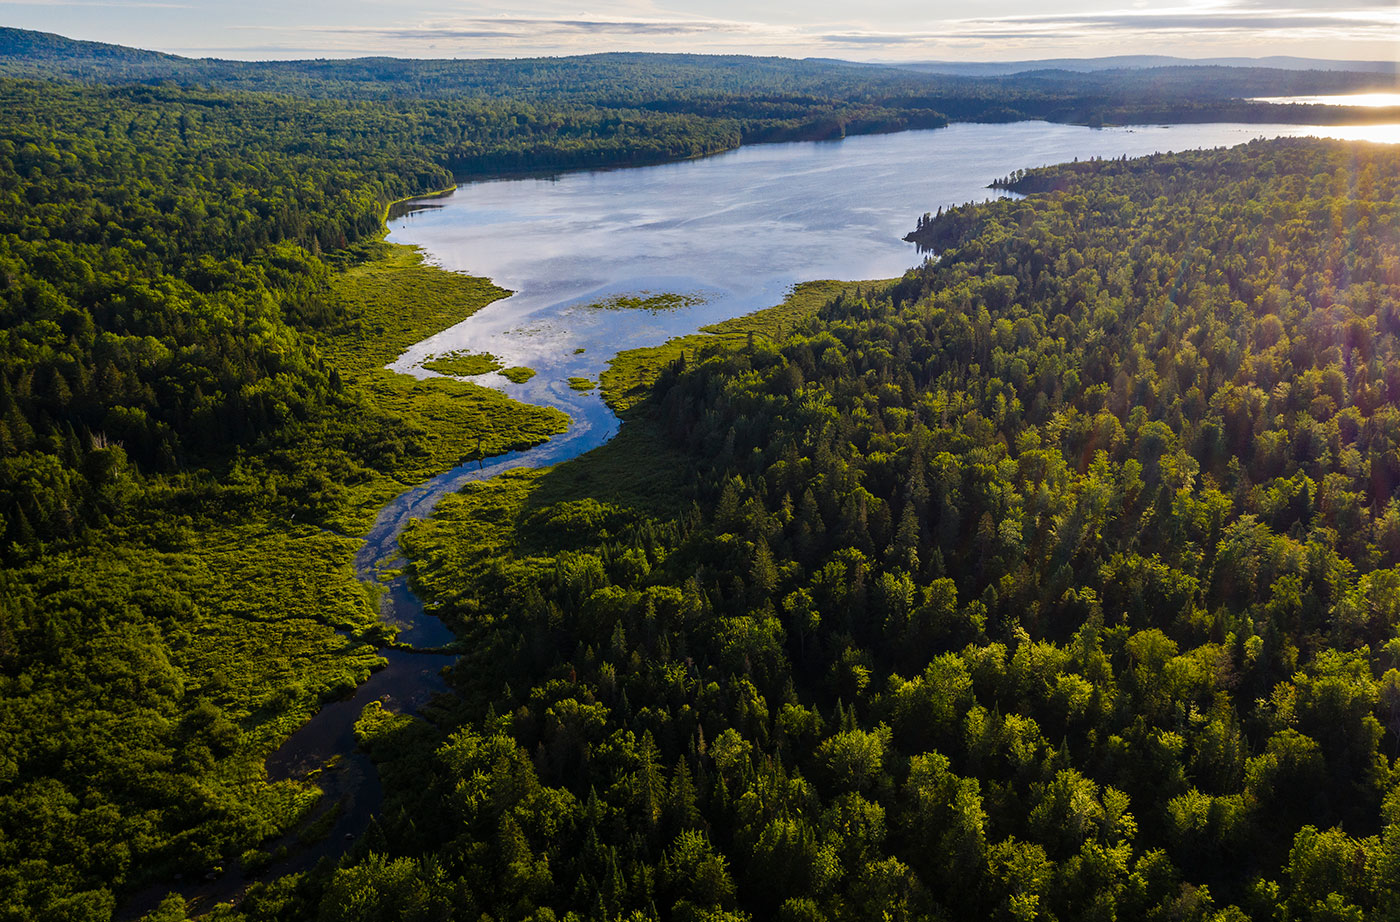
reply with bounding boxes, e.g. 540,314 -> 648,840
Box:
0,27 -> 1394,129
0,28 -> 941,102
312,138 -> 1400,922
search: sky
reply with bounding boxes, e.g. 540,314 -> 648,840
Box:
5,0 -> 1398,62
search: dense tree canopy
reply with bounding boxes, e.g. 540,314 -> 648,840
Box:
0,26 -> 1394,128
1,25 -> 1398,920
299,138 -> 1400,922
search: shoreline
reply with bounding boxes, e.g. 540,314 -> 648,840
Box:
425,106 -> 1400,190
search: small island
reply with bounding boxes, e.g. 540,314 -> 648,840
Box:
588,291 -> 705,312
422,350 -> 504,376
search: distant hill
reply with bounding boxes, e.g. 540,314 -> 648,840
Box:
0,27 -> 969,101
1,29 -> 1394,90
0,26 -> 1393,126
887,55 -> 1400,77
0,26 -> 182,67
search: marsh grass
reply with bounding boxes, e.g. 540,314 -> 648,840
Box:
422,351 -> 504,377
400,420 -> 695,635
0,520 -> 386,884
318,242 -> 509,376
600,279 -> 873,413
587,291 -> 705,312
321,244 -> 568,530
12,242 -> 574,888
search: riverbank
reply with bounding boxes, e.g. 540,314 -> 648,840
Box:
432,101 -> 1399,191
117,241 -> 571,919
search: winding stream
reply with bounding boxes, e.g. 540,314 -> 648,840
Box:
135,118 -> 1400,914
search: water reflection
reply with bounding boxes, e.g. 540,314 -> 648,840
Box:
388,119 -> 1400,413
1252,93 -> 1400,108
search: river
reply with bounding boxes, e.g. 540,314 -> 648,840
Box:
151,118 -> 1400,914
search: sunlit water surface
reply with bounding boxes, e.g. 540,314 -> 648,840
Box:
1252,92 -> 1400,108
387,120 -> 1400,411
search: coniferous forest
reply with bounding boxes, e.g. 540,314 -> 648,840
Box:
357,139 -> 1400,922
1,24 -> 1400,922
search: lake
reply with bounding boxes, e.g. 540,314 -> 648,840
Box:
386,119 -> 1400,412
1253,92 -> 1400,108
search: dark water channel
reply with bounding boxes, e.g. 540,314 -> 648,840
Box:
124,118 -> 1397,917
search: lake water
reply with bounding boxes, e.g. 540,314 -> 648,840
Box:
387,120 -> 1400,409
1253,93 -> 1400,108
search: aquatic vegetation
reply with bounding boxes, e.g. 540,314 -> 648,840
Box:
601,279 -> 871,413
421,350 -> 505,377
587,291 -> 706,312
319,243 -> 511,377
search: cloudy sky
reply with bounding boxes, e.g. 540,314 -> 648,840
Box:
6,0 -> 1398,62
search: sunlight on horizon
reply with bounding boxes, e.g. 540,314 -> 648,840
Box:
1288,123 -> 1400,144
1252,93 -> 1400,109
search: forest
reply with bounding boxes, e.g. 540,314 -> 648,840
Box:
218,138 -> 1398,922
0,71 -> 582,921
1,23 -> 1399,922
1,26 -> 1397,134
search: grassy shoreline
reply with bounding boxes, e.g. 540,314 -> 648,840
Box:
101,211 -> 570,901
317,242 -> 568,532
600,279 -> 888,413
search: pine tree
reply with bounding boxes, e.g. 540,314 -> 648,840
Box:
668,757 -> 701,832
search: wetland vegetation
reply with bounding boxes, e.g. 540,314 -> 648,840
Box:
421,351 -> 506,378
589,293 -> 708,314
0,77 -> 562,914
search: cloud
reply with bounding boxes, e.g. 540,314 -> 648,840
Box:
820,33 -> 928,45
821,30 -> 1067,45
935,3 -> 1398,48
999,13 -> 1395,31
480,18 -> 748,35
318,28 -> 526,40
252,16 -> 765,47
1225,0 -> 1396,7
154,0 -> 1400,62
0,0 -> 190,6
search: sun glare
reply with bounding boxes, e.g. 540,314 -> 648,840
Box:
1252,93 -> 1400,108
1294,123 -> 1400,144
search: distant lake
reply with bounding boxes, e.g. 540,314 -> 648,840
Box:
386,120 -> 1399,407
1253,93 -> 1400,108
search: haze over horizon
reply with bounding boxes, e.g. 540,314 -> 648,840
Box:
6,0 -> 1397,63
